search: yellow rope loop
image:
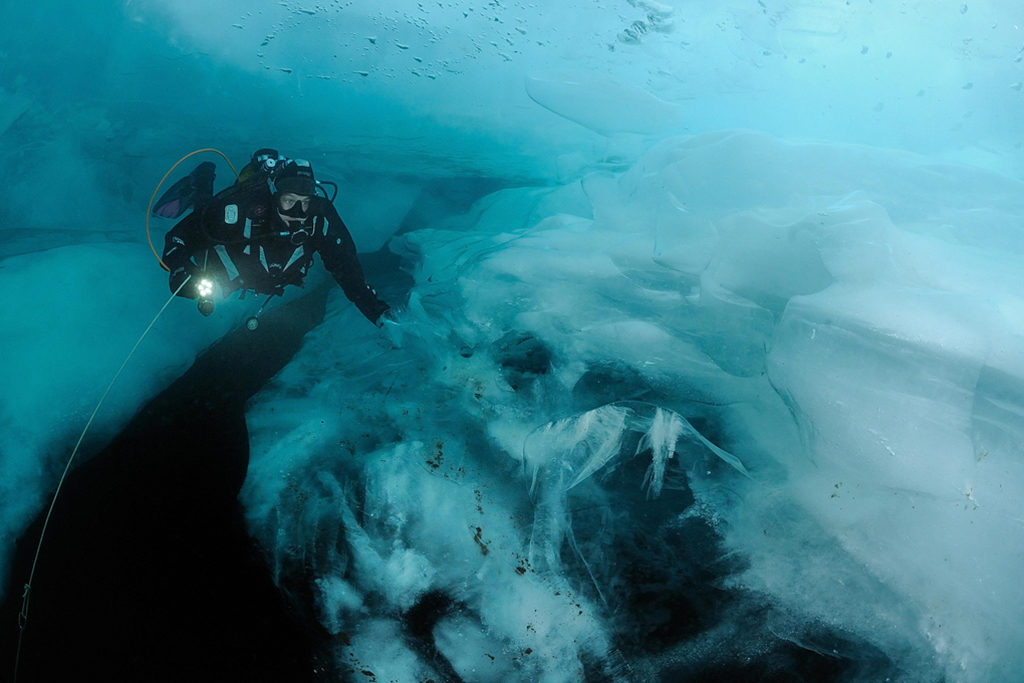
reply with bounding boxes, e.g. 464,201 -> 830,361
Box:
146,148 -> 240,271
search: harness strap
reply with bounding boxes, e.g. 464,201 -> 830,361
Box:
213,245 -> 241,281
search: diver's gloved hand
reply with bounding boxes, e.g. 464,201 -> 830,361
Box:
376,307 -> 398,328
376,307 -> 406,348
169,267 -> 192,295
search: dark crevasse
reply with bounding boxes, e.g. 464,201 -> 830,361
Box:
0,283 -> 336,683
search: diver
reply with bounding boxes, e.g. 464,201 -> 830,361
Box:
155,149 -> 391,325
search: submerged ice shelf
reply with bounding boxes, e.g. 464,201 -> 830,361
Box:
237,132 -> 1024,680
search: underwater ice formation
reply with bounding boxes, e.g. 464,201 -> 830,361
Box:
2,1 -> 1024,680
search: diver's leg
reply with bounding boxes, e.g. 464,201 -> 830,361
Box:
153,161 -> 217,219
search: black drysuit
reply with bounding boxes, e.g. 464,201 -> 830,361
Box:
162,184 -> 389,324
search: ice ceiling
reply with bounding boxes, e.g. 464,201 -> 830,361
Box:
2,1 -> 1022,235
2,1 -> 1024,681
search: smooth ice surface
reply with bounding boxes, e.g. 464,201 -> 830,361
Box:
0,244 -> 249,582
3,1 -> 1024,681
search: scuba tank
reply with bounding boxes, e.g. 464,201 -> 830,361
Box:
222,148 -> 284,195
228,148 -> 339,202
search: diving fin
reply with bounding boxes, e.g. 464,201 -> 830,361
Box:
153,161 -> 216,219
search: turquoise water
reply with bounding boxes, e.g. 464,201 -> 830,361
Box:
2,2 -> 1023,680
